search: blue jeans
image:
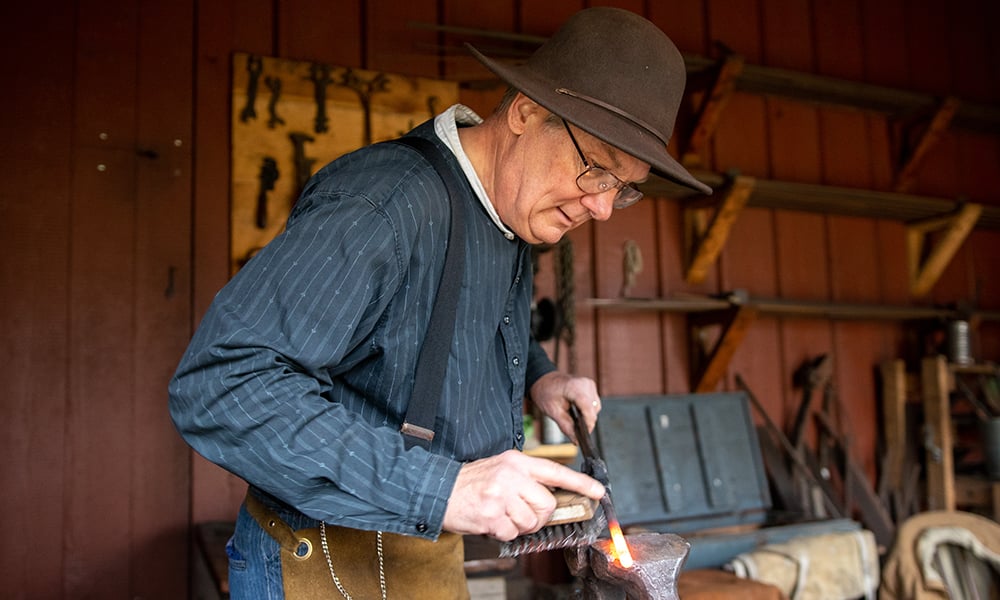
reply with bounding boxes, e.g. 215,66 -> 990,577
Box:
226,491 -> 320,600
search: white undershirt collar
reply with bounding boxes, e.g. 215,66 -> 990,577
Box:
434,104 -> 516,241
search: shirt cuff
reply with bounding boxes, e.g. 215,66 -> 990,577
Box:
405,451 -> 462,540
525,337 -> 557,390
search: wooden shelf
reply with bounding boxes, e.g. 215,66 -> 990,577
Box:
681,54 -> 1000,135
419,22 -> 1000,136
580,294 -> 1000,323
641,171 -> 1000,231
882,356 -> 1000,520
920,356 -> 999,514
414,21 -> 1000,231
955,475 -> 1000,521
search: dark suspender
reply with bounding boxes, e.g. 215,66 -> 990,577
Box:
392,136 -> 467,451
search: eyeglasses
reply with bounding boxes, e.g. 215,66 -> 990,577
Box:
562,119 -> 643,209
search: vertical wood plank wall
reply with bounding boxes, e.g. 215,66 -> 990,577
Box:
1,0 -> 998,597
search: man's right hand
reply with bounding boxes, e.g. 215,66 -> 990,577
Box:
441,449 -> 606,541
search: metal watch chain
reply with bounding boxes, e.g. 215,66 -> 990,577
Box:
319,521 -> 387,600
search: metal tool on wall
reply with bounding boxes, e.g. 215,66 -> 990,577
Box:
255,157 -> 279,229
305,63 -> 333,133
230,53 -> 458,276
240,54 -> 263,122
265,76 -> 285,128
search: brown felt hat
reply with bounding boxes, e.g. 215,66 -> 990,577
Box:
467,7 -> 711,195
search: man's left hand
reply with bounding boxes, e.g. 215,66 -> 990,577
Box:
529,371 -> 601,442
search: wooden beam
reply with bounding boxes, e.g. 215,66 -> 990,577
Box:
682,53 -> 744,168
683,175 -> 753,284
921,355 -> 954,512
907,203 -> 982,297
879,360 -> 907,500
689,305 -> 758,393
894,96 -> 960,193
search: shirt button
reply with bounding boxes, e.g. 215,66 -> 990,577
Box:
515,432 -> 523,442
416,521 -> 428,533
503,315 -> 511,325
514,276 -> 521,285
512,356 -> 520,366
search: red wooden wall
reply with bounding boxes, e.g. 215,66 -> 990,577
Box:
1,0 -> 998,597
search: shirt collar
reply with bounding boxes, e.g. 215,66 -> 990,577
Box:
434,104 -> 516,241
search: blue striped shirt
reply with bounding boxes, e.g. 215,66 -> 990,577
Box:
168,119 -> 555,538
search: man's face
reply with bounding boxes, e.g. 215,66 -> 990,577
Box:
494,97 -> 650,246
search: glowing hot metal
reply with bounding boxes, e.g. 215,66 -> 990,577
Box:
599,488 -> 633,568
608,520 -> 633,568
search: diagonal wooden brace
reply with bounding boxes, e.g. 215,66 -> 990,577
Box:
894,96 -> 960,193
683,175 -> 753,285
688,304 -> 758,393
906,202 -> 982,297
682,53 -> 745,168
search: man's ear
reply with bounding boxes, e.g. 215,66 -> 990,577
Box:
507,93 -> 541,135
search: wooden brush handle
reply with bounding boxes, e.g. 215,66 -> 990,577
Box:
547,489 -> 597,526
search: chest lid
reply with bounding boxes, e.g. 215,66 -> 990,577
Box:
594,392 -> 771,534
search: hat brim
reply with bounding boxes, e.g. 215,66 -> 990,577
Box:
468,44 -> 712,196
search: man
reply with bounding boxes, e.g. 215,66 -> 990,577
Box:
169,7 -> 709,599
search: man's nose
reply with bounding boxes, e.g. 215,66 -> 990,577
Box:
581,190 -> 615,221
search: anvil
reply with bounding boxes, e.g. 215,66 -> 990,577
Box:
565,532 -> 690,600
